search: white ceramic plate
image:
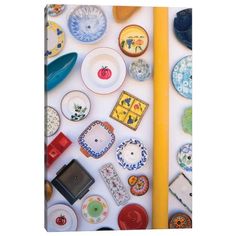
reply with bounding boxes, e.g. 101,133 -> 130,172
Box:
47,204 -> 77,232
61,90 -> 91,122
81,48 -> 126,94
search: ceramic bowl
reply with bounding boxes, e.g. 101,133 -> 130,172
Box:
129,59 -> 151,81
68,5 -> 107,44
81,48 -> 126,94
116,138 -> 148,170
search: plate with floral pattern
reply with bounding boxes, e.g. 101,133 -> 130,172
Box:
177,143 -> 192,172
129,59 -> 151,81
45,21 -> 64,58
47,4 -> 65,17
68,6 -> 107,44
61,91 -> 91,122
45,106 -> 60,137
116,138 -> 148,171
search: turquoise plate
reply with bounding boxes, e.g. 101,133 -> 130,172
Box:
45,52 -> 77,91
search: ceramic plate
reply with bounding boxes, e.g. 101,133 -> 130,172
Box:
82,195 -> 108,224
177,143 -> 192,172
172,55 -> 192,99
169,213 -> 192,228
61,91 -> 91,122
47,4 -> 65,16
45,21 -> 64,58
119,25 -> 149,57
129,59 -> 151,81
47,204 -> 77,232
116,138 -> 148,170
45,106 -> 60,137
81,48 -> 126,94
68,6 -> 107,43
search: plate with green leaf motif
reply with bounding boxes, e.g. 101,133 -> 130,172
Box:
61,90 -> 91,122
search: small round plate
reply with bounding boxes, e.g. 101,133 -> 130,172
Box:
82,195 -> 109,224
61,91 -> 91,122
45,21 -> 64,58
81,48 -> 126,94
177,143 -> 192,172
68,6 -> 107,44
128,175 -> 149,196
119,25 -> 149,57
172,55 -> 192,99
169,213 -> 192,229
45,106 -> 60,137
129,59 -> 151,81
118,204 -> 148,230
47,4 -> 65,17
116,138 -> 148,171
182,106 -> 192,135
47,204 -> 77,232
45,180 -> 53,201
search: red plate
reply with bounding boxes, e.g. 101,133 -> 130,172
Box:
118,204 -> 148,230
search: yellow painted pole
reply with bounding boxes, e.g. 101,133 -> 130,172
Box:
152,7 -> 169,229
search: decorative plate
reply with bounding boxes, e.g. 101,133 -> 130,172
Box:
128,175 -> 149,196
68,6 -> 107,44
116,138 -> 148,170
129,59 -> 151,81
47,204 -> 77,232
82,195 -> 108,224
78,120 -> 115,159
182,106 -> 192,135
119,25 -> 149,57
45,106 -> 60,137
61,91 -> 91,122
47,4 -> 65,17
177,143 -> 192,172
118,204 -> 148,230
45,180 -> 53,201
45,21 -> 64,58
81,48 -> 126,94
172,55 -> 192,99
169,213 -> 192,228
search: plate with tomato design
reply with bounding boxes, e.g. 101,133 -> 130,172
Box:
81,48 -> 126,94
47,204 -> 77,232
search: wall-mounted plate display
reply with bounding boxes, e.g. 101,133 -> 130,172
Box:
81,48 -> 126,94
47,4 -> 65,17
45,106 -> 60,137
129,59 -> 151,81
177,143 -> 192,172
68,6 -> 107,44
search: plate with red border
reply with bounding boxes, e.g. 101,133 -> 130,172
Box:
47,204 -> 77,232
81,48 -> 126,94
118,204 -> 148,230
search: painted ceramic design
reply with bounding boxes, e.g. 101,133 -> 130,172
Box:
45,21 -> 64,58
128,175 -> 149,196
46,52 -> 78,91
82,195 -> 108,224
177,143 -> 192,172
119,25 -> 149,57
129,59 -> 151,81
118,204 -> 149,230
116,138 -> 148,171
169,213 -> 192,229
45,106 -> 60,137
61,91 -> 90,122
174,8 -> 192,50
68,6 -> 107,43
78,120 -> 115,158
81,48 -> 126,94
47,4 -> 65,16
47,204 -> 77,232
45,180 -> 53,201
99,163 -> 130,206
110,91 -> 149,130
172,55 -> 192,99
182,106 -> 192,135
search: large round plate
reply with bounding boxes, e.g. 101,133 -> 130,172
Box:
81,195 -> 109,224
47,204 -> 77,232
68,6 -> 107,44
116,138 -> 148,170
177,143 -> 192,172
61,91 -> 91,122
81,48 -> 126,94
45,106 -> 60,137
172,55 -> 192,99
45,21 -> 64,58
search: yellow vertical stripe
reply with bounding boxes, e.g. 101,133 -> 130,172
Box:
152,7 -> 169,229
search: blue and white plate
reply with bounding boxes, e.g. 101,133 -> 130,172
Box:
68,5 -> 107,44
116,138 -> 148,171
177,143 -> 192,172
129,59 -> 151,82
172,55 -> 192,99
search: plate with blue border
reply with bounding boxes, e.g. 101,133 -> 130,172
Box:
177,143 -> 192,172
